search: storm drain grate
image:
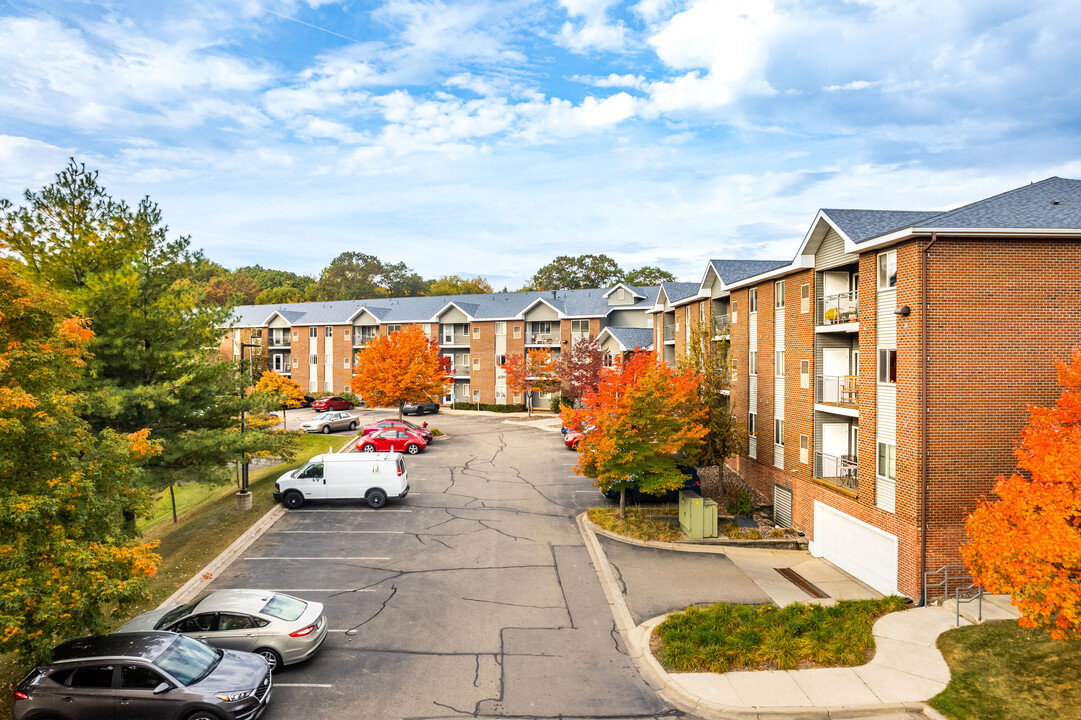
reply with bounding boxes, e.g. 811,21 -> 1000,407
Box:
775,567 -> 829,599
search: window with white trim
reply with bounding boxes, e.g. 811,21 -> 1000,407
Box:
800,283 -> 810,314
731,300 -> 738,324
799,434 -> 809,464
878,349 -> 897,384
472,357 -> 480,369
800,359 -> 809,388
325,326 -> 332,337
775,280 -> 785,308
876,441 -> 897,512
731,357 -> 737,382
749,350 -> 757,376
496,354 -> 506,366
309,327 -> 317,338
774,418 -> 784,446
292,329 -> 298,341
309,354 -> 317,365
775,350 -> 785,377
343,357 -> 350,368
344,328 -> 350,341
386,324 -> 401,334
472,325 -> 481,339
749,288 -> 758,313
513,325 -> 521,339
291,356 -> 298,368
495,322 -> 506,336
748,412 -> 756,436
877,250 -> 897,289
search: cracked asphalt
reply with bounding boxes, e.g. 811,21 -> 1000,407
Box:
207,410 -> 694,720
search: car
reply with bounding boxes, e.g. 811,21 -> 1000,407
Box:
564,424 -> 593,451
14,631 -> 271,720
298,395 -> 315,408
311,396 -> 353,411
116,589 -> 328,671
275,452 -> 408,509
600,464 -> 701,502
356,428 -> 427,455
362,418 -> 433,443
298,411 -> 358,434
402,399 -> 439,415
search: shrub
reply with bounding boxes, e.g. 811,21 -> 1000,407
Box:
549,395 -> 564,413
724,486 -> 754,516
451,402 -> 527,413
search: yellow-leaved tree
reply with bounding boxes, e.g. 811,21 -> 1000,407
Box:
351,324 -> 451,419
253,370 -> 307,431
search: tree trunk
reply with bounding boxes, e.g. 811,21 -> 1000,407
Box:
398,400 -> 404,420
619,488 -> 626,520
281,404 -> 287,431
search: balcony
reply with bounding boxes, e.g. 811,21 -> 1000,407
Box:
526,333 -> 558,346
816,375 -> 859,408
814,452 -> 858,492
440,333 -> 471,346
712,316 -> 731,339
451,366 -> 470,377
663,325 -> 675,343
353,334 -> 378,347
817,291 -> 859,327
268,339 -> 290,348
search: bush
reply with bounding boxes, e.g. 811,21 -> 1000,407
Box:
451,402 -> 527,413
724,487 -> 754,516
549,394 -> 564,413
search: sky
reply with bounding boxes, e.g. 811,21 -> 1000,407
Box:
2,0 -> 1080,289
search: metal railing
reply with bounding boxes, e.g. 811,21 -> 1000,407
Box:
440,333 -> 471,346
712,317 -> 731,338
663,325 -> 675,342
816,375 -> 859,406
923,564 -> 984,622
817,291 -> 859,325
813,451 -> 858,491
526,334 -> 558,345
452,367 -> 470,376
353,334 -> 378,346
268,338 -> 290,348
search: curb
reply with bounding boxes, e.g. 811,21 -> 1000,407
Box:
587,514 -> 807,552
576,512 -> 934,720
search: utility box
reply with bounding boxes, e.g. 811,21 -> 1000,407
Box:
679,490 -> 719,539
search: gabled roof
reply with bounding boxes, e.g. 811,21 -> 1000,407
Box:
707,259 -> 791,285
598,326 -> 654,351
517,296 -> 565,318
659,282 -> 701,303
819,210 -> 941,245
602,282 -> 646,299
908,176 -> 1081,231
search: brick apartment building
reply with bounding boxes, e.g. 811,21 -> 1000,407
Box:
220,283 -> 657,407
660,177 -> 1081,600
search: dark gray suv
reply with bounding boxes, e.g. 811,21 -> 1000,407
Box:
403,399 -> 439,415
13,631 -> 271,720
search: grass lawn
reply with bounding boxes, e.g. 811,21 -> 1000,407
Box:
929,620 -> 1081,720
655,597 -> 909,673
0,433 -> 347,716
588,506 -> 682,542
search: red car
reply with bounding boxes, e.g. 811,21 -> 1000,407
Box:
312,396 -> 354,411
564,424 -> 593,451
362,419 -> 433,443
357,428 -> 427,455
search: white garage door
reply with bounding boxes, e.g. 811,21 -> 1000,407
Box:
811,501 -> 898,595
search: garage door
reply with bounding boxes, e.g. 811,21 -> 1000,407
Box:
811,501 -> 898,595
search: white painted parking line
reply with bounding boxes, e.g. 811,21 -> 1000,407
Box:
275,589 -> 377,593
275,683 -> 334,688
243,556 -> 390,561
290,509 -> 412,513
277,530 -> 406,534
575,490 -> 597,493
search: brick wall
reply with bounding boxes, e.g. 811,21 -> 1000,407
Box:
331,326 -> 353,393
472,321 -> 496,404
784,269 -> 815,483
292,326 -> 311,392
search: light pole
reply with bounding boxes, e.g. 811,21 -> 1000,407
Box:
237,341 -> 261,510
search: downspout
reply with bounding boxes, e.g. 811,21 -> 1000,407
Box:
919,233 -> 939,605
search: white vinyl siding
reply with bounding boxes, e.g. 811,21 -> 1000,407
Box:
815,228 -> 860,270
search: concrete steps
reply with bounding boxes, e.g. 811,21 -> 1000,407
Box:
941,594 -> 1021,625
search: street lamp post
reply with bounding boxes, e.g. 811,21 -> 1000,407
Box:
237,341 -> 261,511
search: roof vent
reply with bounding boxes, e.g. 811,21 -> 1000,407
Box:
1050,200 -> 1061,205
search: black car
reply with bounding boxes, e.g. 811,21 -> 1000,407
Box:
14,632 -> 272,720
299,395 -> 315,408
600,464 -> 700,502
403,399 -> 440,415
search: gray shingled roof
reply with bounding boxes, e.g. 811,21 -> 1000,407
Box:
227,286 -> 660,327
912,176 -> 1081,230
602,326 -> 654,350
708,259 -> 791,284
820,210 -> 941,244
659,282 -> 701,303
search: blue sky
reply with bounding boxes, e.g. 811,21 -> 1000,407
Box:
2,0 -> 1079,288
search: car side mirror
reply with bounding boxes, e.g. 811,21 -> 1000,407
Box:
153,682 -> 172,695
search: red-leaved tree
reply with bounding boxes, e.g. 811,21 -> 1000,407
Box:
962,350 -> 1081,640
559,334 -> 605,404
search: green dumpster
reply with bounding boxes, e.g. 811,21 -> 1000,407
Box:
702,497 -> 718,538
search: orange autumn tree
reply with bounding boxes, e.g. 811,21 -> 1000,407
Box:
563,352 -> 706,518
0,248 -> 161,661
501,348 -> 560,411
963,349 -> 1081,640
351,324 -> 451,419
253,370 -> 306,430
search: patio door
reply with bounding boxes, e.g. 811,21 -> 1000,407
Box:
821,348 -> 849,403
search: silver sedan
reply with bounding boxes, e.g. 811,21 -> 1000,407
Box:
116,589 -> 328,671
299,411 -> 358,434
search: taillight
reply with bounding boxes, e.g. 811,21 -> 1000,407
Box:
14,691 -> 28,701
290,624 -> 316,637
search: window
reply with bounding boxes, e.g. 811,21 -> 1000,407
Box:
748,412 -> 757,436
878,250 -> 897,289
877,442 -> 896,480
343,358 -> 350,368
775,350 -> 785,376
603,351 -> 614,367
233,329 -> 240,340
250,328 -> 262,339
325,326 -> 332,337
473,389 -> 480,400
513,325 -> 521,339
292,356 -> 298,368
325,351 -> 332,367
570,319 -> 589,335
495,386 -> 506,401
749,350 -> 757,375
309,327 -> 317,338
70,665 -> 115,688
422,323 -> 431,334
495,322 -> 506,336
344,328 -> 350,341
749,288 -> 758,313
731,357 -> 737,382
799,434 -> 809,464
617,287 -> 625,300
878,349 -> 897,384
800,283 -> 810,314
775,280 -> 785,308
309,354 -> 317,365
732,300 -> 738,324
292,329 -> 299,341
309,379 -> 317,393
387,324 -> 401,334
472,357 -> 480,369
800,359 -> 809,388
774,418 -> 784,446
496,354 -> 506,366
699,304 -> 706,323
121,665 -> 165,690
473,325 -> 481,339
324,380 -> 332,392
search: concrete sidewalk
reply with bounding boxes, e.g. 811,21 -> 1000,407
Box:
576,513 -> 992,720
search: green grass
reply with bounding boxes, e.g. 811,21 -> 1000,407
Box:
929,620 -> 1081,720
0,433 -> 347,716
656,597 -> 909,673
588,506 -> 682,542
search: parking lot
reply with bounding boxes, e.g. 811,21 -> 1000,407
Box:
208,410 -> 680,719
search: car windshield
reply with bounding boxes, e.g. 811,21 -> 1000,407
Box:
155,596 -> 206,630
400,420 -> 420,430
313,413 -> 334,421
261,594 -> 307,621
154,635 -> 222,686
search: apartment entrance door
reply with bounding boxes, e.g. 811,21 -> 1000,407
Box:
821,423 -> 849,476
821,348 -> 849,403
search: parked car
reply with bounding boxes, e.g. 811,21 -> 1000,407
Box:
116,589 -> 328,671
13,631 -> 271,720
275,451 -> 408,509
356,428 -> 427,455
564,425 -> 593,450
402,399 -> 439,415
298,411 -> 358,434
600,464 -> 701,502
298,395 -> 315,408
362,418 -> 433,443
311,396 -> 353,411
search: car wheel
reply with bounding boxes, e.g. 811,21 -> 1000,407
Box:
283,492 -> 305,509
366,489 -> 387,509
321,425 -> 331,434
254,647 -> 283,672
432,405 -> 439,413
349,421 -> 357,430
406,444 -> 420,455
360,444 -> 376,453
185,711 -> 224,720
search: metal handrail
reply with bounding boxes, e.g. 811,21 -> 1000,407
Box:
663,325 -> 675,342
816,374 -> 859,406
813,451 -> 858,490
922,564 -> 979,606
817,291 -> 859,325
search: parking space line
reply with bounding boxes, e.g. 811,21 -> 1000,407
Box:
274,683 -> 334,688
574,490 -> 596,493
289,509 -> 412,513
243,556 -> 390,561
277,530 -> 406,534
275,589 -> 377,593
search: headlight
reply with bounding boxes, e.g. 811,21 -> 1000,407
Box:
216,689 -> 253,702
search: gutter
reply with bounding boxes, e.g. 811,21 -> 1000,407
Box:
919,232 -> 939,605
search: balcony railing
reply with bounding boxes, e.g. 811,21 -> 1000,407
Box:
451,367 -> 470,377
353,334 -> 378,346
712,316 -> 731,338
440,333 -> 471,346
817,291 -> 859,325
526,333 -> 558,345
268,339 -> 290,348
814,451 -> 858,491
816,375 -> 859,407
663,325 -> 675,342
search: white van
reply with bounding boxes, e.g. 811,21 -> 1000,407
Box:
273,452 -> 409,509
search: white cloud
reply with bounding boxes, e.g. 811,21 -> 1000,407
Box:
571,73 -> 647,90
824,80 -> 879,92
0,136 -> 73,195
518,92 -> 638,141
556,0 -> 628,53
